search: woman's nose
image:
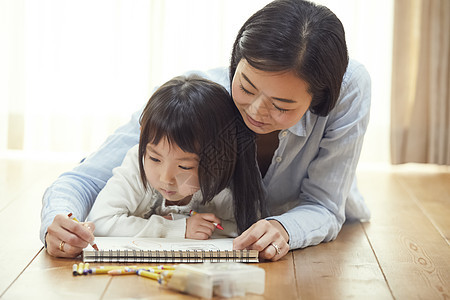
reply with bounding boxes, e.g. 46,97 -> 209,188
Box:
248,94 -> 270,118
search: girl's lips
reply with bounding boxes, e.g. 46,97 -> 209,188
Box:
161,188 -> 176,196
246,114 -> 265,127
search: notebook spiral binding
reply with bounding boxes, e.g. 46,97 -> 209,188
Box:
83,249 -> 259,263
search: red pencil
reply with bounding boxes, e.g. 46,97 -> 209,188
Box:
189,210 -> 224,230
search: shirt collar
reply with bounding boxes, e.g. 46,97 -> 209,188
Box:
287,112 -> 309,137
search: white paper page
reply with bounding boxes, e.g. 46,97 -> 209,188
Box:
87,237 -> 234,252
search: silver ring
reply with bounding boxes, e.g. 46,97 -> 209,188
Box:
271,243 -> 281,255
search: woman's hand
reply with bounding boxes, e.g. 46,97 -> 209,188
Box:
45,214 -> 96,258
233,219 -> 289,261
186,213 -> 222,240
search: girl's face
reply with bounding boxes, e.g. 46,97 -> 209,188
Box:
231,59 -> 313,134
144,138 -> 200,203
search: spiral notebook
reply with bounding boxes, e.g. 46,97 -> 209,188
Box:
82,237 -> 259,263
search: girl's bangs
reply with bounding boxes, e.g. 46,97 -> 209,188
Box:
145,115 -> 200,155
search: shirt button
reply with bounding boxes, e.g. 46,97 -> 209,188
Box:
281,131 -> 288,137
275,156 -> 282,163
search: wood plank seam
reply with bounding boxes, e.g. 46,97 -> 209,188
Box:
395,176 -> 450,246
290,250 -> 301,299
360,222 -> 395,299
0,247 -> 45,298
99,275 -> 114,300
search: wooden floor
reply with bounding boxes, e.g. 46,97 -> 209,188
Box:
0,157 -> 449,299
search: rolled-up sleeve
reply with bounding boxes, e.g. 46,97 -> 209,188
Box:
39,109 -> 141,243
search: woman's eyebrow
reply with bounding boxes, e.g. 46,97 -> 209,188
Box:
241,73 -> 258,90
272,96 -> 296,104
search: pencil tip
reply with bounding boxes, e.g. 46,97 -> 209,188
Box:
93,244 -> 99,251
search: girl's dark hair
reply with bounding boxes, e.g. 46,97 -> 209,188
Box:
139,75 -> 265,233
230,0 -> 348,116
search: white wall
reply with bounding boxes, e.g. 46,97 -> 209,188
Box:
0,0 -> 393,163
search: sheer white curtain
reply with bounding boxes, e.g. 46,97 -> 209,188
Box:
391,0 -> 450,165
0,0 -> 393,163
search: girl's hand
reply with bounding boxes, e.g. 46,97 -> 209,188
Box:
45,214 -> 96,258
186,213 -> 222,240
233,219 -> 289,261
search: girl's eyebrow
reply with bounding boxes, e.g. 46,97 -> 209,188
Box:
146,145 -> 199,162
177,157 -> 199,162
146,144 -> 159,155
241,72 -> 296,104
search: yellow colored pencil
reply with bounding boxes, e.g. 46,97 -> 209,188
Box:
88,265 -> 135,274
137,269 -> 160,281
67,213 -> 99,251
152,265 -> 177,270
108,268 -> 137,275
77,263 -> 84,275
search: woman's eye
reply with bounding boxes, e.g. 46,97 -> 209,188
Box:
179,165 -> 194,170
272,103 -> 289,113
239,84 -> 254,95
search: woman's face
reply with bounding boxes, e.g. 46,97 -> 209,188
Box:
231,59 -> 312,134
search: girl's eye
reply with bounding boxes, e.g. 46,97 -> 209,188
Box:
272,103 -> 289,113
179,165 -> 194,170
148,156 -> 160,163
239,84 -> 254,95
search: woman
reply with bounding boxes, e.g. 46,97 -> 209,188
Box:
41,0 -> 370,261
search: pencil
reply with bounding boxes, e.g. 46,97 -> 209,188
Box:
137,269 -> 160,281
67,213 -> 99,251
189,210 -> 224,230
88,265 -> 148,274
91,266 -> 123,274
72,264 -> 78,276
77,263 -> 84,275
153,265 -> 177,270
108,267 -> 137,275
83,263 -> 90,275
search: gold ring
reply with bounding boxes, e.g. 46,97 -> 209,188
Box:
271,243 -> 281,255
59,241 -> 66,252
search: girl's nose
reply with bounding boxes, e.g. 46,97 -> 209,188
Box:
160,167 -> 175,185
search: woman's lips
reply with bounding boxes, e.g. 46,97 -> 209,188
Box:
246,114 -> 265,127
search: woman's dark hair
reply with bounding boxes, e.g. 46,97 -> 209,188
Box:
230,0 -> 348,116
139,75 -> 265,233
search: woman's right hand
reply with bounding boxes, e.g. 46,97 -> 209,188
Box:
185,213 -> 221,240
45,214 -> 95,258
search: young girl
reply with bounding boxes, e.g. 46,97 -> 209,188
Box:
86,75 -> 264,240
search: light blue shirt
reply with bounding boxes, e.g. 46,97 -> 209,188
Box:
40,59 -> 371,250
